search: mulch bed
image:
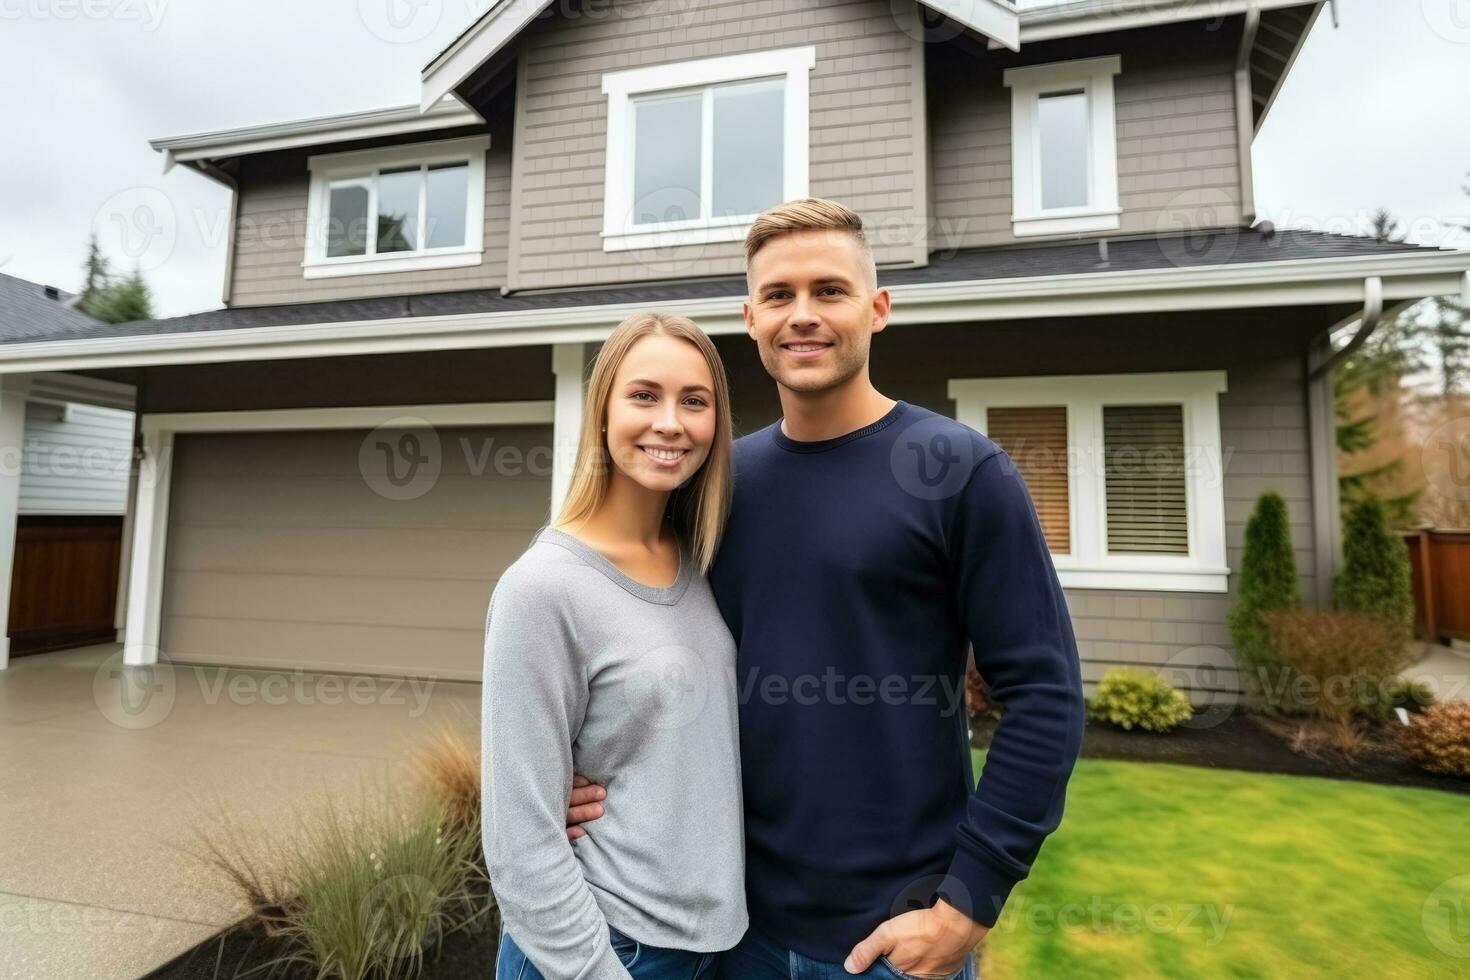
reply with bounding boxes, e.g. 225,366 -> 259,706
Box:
971,711 -> 1470,795
143,915 -> 501,980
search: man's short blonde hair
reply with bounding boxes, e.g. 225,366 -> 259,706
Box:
744,198 -> 876,287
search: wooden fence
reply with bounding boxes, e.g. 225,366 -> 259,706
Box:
1403,529 -> 1470,644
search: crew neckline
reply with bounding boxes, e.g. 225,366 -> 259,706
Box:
536,526 -> 694,605
770,400 -> 909,454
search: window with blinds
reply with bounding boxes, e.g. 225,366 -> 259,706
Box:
1103,404 -> 1188,555
986,405 -> 1070,553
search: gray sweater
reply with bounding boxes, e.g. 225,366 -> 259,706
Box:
481,526 -> 747,979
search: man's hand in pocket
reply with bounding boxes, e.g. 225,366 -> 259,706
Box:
566,772 -> 607,841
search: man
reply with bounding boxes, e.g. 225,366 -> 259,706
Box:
567,199 -> 1084,978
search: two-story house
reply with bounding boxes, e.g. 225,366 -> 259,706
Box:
1,0 -> 1465,699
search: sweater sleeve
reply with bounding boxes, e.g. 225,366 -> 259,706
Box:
944,450 -> 1085,927
481,564 -> 632,980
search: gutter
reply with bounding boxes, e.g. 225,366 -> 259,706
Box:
0,250 -> 1466,374
1234,4 -> 1260,226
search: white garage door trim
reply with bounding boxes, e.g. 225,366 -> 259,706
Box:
122,399 -> 554,667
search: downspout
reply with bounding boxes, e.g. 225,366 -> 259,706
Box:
1234,4 -> 1260,227
1303,277 -> 1384,608
162,149 -> 239,307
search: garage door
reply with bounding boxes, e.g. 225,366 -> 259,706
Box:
158,423 -> 551,680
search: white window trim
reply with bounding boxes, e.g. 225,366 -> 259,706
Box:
600,46 -> 815,253
303,134 -> 489,279
948,371 -> 1230,593
1003,55 -> 1122,238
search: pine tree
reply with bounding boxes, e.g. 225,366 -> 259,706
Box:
77,233 -> 111,316
1226,492 -> 1301,700
85,267 -> 154,324
1334,496 -> 1414,649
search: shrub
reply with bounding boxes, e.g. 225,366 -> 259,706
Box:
1398,701 -> 1470,777
1358,677 -> 1438,723
1334,496 -> 1413,650
1262,610 -> 1410,722
1088,668 -> 1193,733
1226,492 -> 1301,702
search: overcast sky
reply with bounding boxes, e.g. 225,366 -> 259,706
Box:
1,0 -> 1467,319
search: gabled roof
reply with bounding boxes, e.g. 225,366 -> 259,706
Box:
0,272 -> 101,342
421,0 -> 1024,112
1,230 -> 1463,374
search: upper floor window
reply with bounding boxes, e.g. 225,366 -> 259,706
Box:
304,134 -> 489,278
600,46 -> 816,253
949,371 -> 1230,592
1003,55 -> 1122,238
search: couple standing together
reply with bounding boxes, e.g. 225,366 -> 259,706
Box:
482,198 -> 1085,980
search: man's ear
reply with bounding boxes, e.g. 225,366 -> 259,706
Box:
743,300 -> 757,339
870,287 -> 893,335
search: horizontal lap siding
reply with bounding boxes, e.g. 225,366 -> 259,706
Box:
511,0 -> 923,289
716,309 -> 1324,703
929,43 -> 1242,252
227,129 -> 512,307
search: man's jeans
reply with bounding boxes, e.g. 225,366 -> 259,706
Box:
497,925 -> 718,979
718,924 -> 977,980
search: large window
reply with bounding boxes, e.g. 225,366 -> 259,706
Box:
949,372 -> 1229,592
1003,55 -> 1122,237
600,46 -> 815,252
304,134 -> 488,278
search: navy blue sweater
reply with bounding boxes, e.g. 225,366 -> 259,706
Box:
708,400 -> 1084,963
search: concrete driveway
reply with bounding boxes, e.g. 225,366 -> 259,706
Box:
0,642 -> 481,980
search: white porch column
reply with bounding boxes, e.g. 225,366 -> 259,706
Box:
550,343 -> 590,521
0,374 -> 33,669
122,424 -> 174,666
114,419 -> 140,642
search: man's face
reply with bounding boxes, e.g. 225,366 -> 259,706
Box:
743,228 -> 891,394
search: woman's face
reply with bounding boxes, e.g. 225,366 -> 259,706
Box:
603,333 -> 718,494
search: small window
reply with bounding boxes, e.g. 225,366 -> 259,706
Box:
1103,404 -> 1188,555
601,47 -> 814,252
987,405 -> 1071,554
1004,56 -> 1122,237
305,135 -> 488,278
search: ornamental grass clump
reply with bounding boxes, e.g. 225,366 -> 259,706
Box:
1399,701 -> 1470,777
1088,667 -> 1193,733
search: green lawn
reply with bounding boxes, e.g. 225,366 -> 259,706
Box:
974,750 -> 1470,979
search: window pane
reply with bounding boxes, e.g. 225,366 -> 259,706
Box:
712,78 -> 784,218
633,91 -> 703,225
377,166 -> 422,253
424,163 -> 469,248
1037,90 -> 1089,210
1104,404 -> 1188,555
326,181 -> 370,257
987,406 -> 1070,553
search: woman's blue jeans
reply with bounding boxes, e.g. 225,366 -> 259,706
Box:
496,924 -> 718,979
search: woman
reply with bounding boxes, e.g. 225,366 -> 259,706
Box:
483,312 -> 746,979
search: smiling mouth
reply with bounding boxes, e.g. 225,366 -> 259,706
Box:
639,446 -> 688,465
781,341 -> 832,355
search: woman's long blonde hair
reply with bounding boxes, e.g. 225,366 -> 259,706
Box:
553,312 -> 734,572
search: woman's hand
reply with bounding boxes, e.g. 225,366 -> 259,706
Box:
566,772 -> 607,841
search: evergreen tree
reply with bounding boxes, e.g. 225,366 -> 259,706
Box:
1226,492 -> 1301,700
85,267 -> 154,324
1334,496 -> 1414,649
77,233 -> 111,316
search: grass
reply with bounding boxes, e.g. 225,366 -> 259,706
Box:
974,750 -> 1470,979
